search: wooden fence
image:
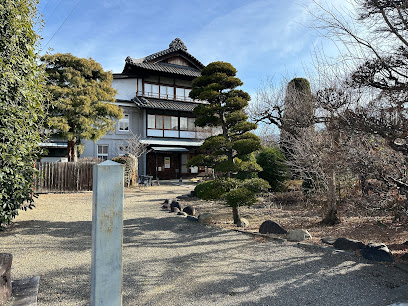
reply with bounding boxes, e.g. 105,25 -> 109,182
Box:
34,162 -> 97,193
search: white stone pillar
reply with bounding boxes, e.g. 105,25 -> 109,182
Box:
91,161 -> 125,306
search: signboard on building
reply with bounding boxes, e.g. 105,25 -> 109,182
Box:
164,157 -> 170,168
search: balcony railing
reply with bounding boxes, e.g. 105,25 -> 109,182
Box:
137,91 -> 204,103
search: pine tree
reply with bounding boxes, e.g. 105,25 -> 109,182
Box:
189,62 -> 269,224
41,53 -> 123,161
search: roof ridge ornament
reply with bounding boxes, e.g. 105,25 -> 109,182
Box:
169,38 -> 187,51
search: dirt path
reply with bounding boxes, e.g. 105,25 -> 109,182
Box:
1,182 -> 408,305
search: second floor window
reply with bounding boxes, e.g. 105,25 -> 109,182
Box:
148,114 -> 195,131
144,82 -> 193,102
159,85 -> 175,100
176,88 -> 192,102
144,83 -> 159,98
118,113 -> 129,132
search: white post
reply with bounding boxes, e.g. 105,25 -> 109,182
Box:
91,161 -> 125,306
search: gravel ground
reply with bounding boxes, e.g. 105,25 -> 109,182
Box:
1,181 -> 408,305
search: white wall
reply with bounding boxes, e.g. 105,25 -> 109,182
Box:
112,78 -> 138,100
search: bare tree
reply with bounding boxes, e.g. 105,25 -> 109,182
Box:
250,77 -> 349,224
310,0 -> 408,153
114,132 -> 150,186
309,0 -> 408,220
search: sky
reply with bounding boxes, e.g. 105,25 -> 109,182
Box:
37,0 -> 354,99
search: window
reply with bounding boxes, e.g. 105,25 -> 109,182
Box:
97,145 -> 108,161
187,118 -> 195,131
155,115 -> 163,129
175,88 -> 193,101
164,116 -> 171,130
144,83 -> 159,98
180,117 -> 188,131
148,114 -> 155,128
118,113 -> 129,132
152,85 -> 159,98
176,88 -> 185,101
171,116 -> 178,130
147,114 -> 195,133
144,83 -> 151,96
160,85 -> 174,99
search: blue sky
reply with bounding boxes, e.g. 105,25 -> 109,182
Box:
38,0 -> 351,98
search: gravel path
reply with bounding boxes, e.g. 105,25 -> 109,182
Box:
1,182 -> 408,305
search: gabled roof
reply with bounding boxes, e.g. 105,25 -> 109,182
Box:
123,38 -> 204,75
124,60 -> 201,77
133,96 -> 199,112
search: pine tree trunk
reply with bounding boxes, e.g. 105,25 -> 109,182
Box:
67,138 -> 77,162
232,205 -> 241,224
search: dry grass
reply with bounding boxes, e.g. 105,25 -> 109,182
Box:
178,191 -> 408,261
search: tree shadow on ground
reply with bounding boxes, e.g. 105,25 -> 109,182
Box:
120,213 -> 408,305
2,193 -> 408,305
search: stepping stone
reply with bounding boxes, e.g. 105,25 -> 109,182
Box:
187,216 -> 198,222
333,238 -> 365,251
198,213 -> 213,225
170,201 -> 182,211
259,220 -> 287,234
183,206 -> 196,216
287,229 -> 312,242
171,207 -> 180,213
361,243 -> 393,263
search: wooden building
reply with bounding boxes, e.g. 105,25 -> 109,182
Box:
82,38 -> 217,179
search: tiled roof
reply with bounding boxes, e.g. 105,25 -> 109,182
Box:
124,38 -> 204,76
133,97 -> 199,112
124,60 -> 201,77
144,38 -> 204,67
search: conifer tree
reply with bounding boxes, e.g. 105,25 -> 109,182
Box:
41,53 -> 123,161
280,77 -> 313,164
0,0 -> 45,225
189,62 -> 269,224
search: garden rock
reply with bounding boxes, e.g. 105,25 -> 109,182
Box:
259,220 -> 287,234
170,201 -> 182,211
333,238 -> 365,251
237,218 -> 249,228
287,229 -> 312,242
177,211 -> 188,216
321,237 -> 337,245
183,206 -> 196,216
187,215 -> 198,222
198,213 -> 213,225
171,207 -> 180,213
360,243 -> 393,263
